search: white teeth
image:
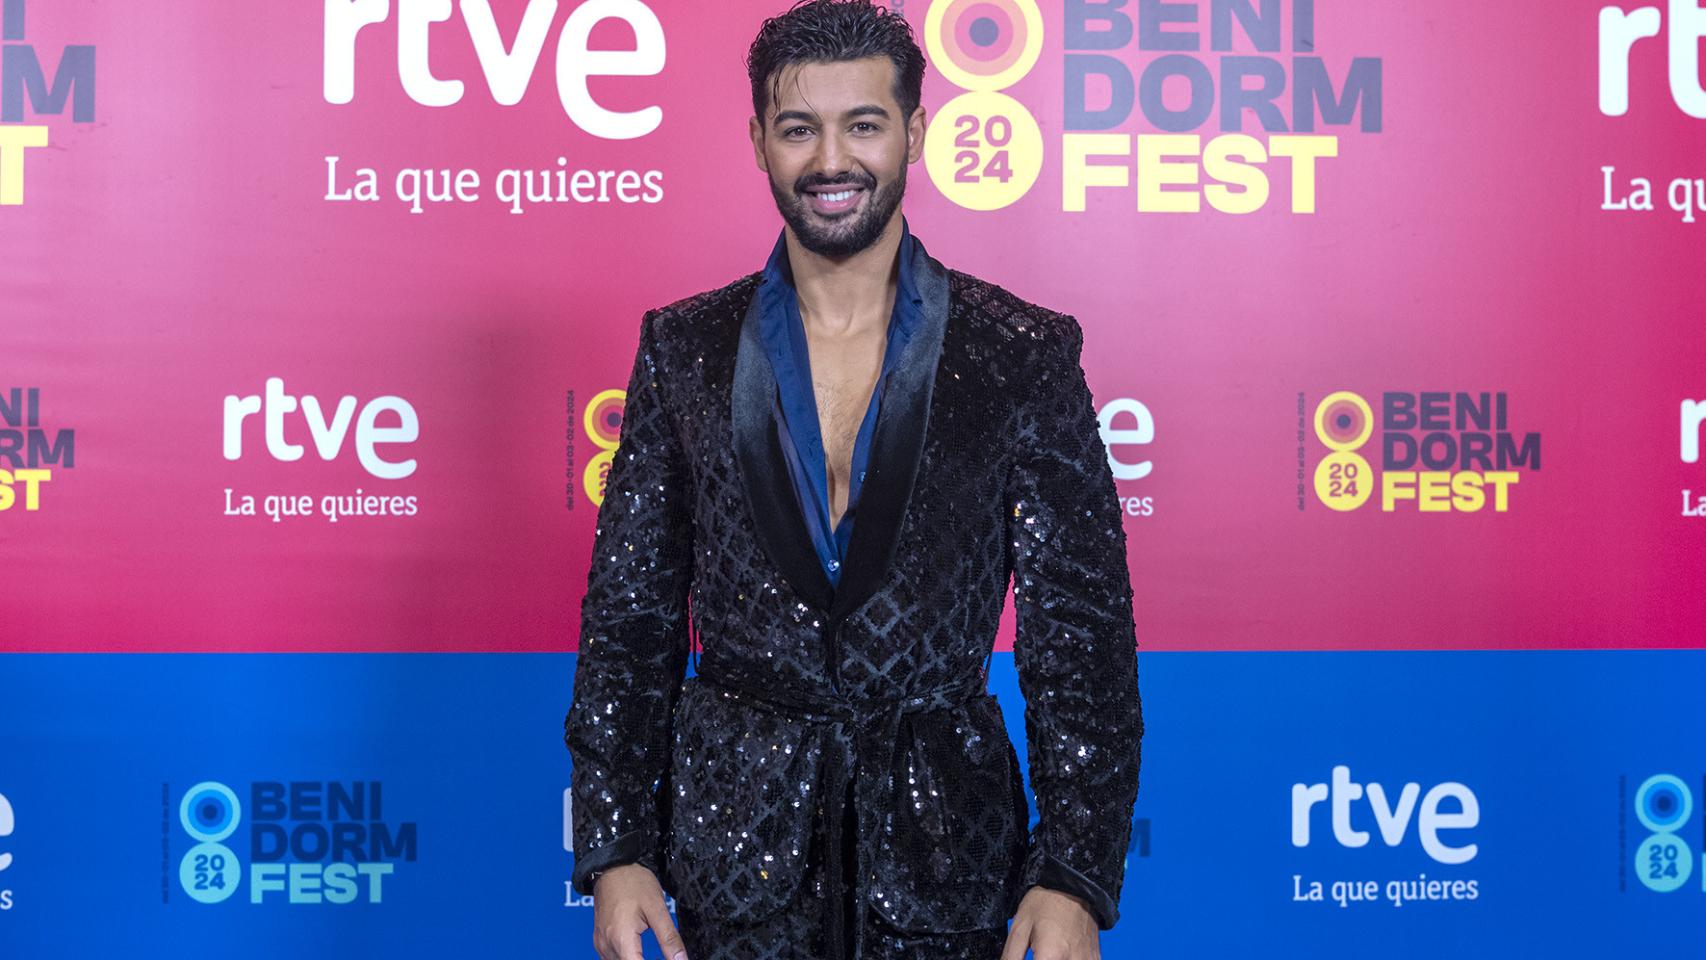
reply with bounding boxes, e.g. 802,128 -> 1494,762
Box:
818,189 -> 856,202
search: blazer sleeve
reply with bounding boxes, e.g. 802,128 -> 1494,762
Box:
564,309 -> 695,897
1004,312 -> 1145,930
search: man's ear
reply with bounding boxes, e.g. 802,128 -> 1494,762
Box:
906,105 -> 927,164
749,115 -> 769,173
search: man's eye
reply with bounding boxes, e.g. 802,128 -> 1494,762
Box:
784,126 -> 812,138
853,122 -> 878,133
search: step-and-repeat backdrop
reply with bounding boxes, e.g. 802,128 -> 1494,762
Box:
4,0 -> 1704,955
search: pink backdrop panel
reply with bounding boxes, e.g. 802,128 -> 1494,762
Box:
4,0 -> 1703,650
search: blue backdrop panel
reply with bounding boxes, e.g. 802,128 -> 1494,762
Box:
0,651 -> 1701,956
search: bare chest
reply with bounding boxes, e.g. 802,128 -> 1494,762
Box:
804,324 -> 888,527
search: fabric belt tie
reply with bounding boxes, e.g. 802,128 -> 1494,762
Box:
693,668 -> 990,960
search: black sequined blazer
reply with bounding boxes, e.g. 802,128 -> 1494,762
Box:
565,232 -> 1144,944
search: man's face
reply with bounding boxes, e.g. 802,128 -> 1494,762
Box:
749,56 -> 927,258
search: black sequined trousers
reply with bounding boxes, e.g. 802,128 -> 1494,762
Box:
675,778 -> 1009,960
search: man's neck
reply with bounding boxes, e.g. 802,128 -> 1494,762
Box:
783,212 -> 903,337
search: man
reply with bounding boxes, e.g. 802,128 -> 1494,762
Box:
564,2 -> 1143,958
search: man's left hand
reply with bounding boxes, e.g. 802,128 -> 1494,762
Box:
1001,885 -> 1101,960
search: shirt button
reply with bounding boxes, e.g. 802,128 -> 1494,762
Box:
827,559 -> 840,571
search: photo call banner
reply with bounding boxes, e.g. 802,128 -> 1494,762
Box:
3,0 -> 1704,955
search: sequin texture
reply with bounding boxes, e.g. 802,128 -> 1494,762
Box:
564,237 -> 1143,958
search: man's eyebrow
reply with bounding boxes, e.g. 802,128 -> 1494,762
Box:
771,104 -> 893,127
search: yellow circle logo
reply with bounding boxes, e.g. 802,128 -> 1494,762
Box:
584,388 -> 625,506
925,91 -> 1043,210
1314,451 -> 1372,511
1312,391 -> 1373,510
1313,391 -> 1373,452
924,0 -> 1045,92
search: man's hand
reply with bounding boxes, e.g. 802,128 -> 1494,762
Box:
1001,885 -> 1101,960
591,863 -> 689,960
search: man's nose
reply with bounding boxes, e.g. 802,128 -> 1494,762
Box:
811,129 -> 856,179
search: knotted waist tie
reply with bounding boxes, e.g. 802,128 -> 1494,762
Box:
693,668 -> 990,960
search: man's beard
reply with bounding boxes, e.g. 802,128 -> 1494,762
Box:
769,160 -> 907,259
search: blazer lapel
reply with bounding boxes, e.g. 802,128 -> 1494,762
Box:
732,282 -> 838,613
730,235 -> 952,622
828,236 -> 950,623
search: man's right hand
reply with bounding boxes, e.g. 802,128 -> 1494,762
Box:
591,863 -> 690,960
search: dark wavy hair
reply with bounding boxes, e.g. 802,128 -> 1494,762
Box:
746,0 -> 926,124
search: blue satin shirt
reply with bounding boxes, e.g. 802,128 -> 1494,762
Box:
755,218 -> 923,591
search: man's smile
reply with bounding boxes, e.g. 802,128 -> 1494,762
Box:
803,184 -> 866,216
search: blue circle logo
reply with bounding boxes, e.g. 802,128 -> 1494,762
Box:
1635,774 -> 1693,834
180,781 -> 241,843
1636,833 -> 1694,893
179,841 -> 242,904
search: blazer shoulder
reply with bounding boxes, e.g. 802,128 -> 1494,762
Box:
643,271 -> 763,349
947,268 -> 1084,368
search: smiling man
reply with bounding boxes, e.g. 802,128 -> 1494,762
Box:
564,2 -> 1145,959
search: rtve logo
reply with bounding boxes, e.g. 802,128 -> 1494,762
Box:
1683,399 -> 1705,516
1098,397 -> 1155,517
1,790 -> 14,910
324,0 -> 665,139
1683,399 -> 1705,463
0,790 -> 13,871
1599,0 -> 1706,117
1099,398 -> 1154,483
1291,765 -> 1480,865
223,378 -> 419,480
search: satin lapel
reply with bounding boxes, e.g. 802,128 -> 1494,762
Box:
828,237 -> 951,624
731,283 -> 837,613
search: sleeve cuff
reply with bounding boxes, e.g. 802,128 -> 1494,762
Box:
1022,848 -> 1122,930
570,829 -> 658,897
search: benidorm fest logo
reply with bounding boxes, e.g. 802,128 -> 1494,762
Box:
920,0 -> 1381,214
